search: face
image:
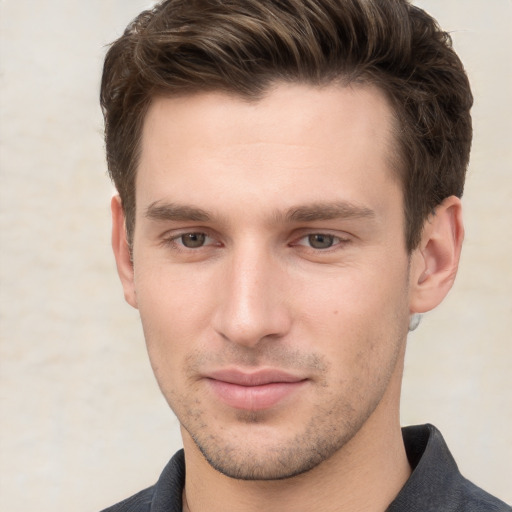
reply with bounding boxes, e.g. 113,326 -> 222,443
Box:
121,83 -> 416,480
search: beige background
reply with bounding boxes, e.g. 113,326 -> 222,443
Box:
0,1 -> 511,510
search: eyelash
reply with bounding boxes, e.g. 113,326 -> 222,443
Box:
161,231 -> 350,253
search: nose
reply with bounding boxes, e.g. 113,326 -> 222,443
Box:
212,244 -> 292,348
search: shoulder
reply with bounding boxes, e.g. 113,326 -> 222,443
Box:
456,477 -> 512,512
388,424 -> 511,512
456,475 -> 512,512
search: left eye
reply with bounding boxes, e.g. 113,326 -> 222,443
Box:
306,234 -> 336,249
295,233 -> 345,249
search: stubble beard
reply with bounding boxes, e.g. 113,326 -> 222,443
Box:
178,376 -> 389,481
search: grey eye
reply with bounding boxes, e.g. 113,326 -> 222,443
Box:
308,234 -> 335,249
180,233 -> 206,248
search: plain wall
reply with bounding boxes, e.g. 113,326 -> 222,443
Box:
0,1 -> 510,510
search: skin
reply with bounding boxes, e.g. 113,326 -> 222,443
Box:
112,83 -> 464,511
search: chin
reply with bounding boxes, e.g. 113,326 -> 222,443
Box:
184,411 -> 361,481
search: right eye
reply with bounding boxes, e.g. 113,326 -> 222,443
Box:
177,232 -> 208,248
161,230 -> 221,252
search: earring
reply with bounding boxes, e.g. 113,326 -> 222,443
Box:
409,313 -> 422,332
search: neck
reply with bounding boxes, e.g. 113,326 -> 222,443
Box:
182,358 -> 410,512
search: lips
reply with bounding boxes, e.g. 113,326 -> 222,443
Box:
205,369 -> 307,411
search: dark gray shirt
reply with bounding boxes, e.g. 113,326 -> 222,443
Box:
100,424 -> 511,512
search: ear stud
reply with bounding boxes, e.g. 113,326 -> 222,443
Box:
408,313 -> 422,332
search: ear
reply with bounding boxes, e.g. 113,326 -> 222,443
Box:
409,196 -> 464,314
111,195 -> 138,309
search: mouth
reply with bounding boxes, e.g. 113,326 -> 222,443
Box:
204,369 -> 308,411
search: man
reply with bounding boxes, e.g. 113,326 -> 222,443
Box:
99,0 -> 511,510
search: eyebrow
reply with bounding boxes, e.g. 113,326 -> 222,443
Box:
144,200 -> 375,224
145,202 -> 211,222
283,202 -> 375,223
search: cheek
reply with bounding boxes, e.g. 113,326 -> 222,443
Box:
135,258 -> 215,323
294,266 -> 409,365
296,266 -> 403,324
133,264 -> 216,373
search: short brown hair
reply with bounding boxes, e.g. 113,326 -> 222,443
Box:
100,0 -> 472,251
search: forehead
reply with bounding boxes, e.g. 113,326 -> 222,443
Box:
137,82 -> 400,219
141,82 -> 396,154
